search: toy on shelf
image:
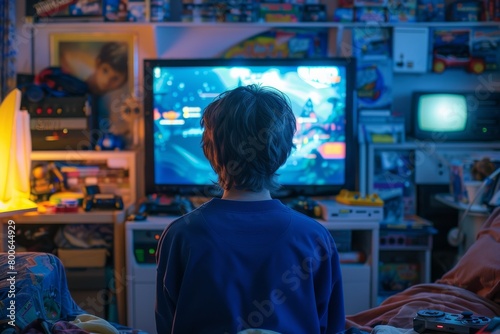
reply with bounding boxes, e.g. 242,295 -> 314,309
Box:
221,29 -> 328,59
95,133 -> 126,151
30,162 -> 66,202
259,3 -> 301,22
302,4 -> 327,22
355,6 -> 388,22
26,0 -> 104,22
333,7 -> 355,21
335,189 -> 384,206
447,0 -> 483,21
335,0 -> 355,21
471,27 -> 500,71
432,29 -> 486,74
356,59 -> 393,111
352,27 -> 392,60
416,0 -> 445,21
387,0 -> 417,22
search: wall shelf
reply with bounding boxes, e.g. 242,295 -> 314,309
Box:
27,21 -> 500,28
0,206 -> 37,219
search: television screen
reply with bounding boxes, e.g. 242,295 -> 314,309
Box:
144,58 -> 357,196
417,94 -> 467,132
412,91 -> 500,142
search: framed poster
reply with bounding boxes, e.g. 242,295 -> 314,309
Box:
50,32 -> 136,96
49,32 -> 137,137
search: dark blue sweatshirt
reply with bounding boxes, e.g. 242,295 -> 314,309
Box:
155,198 -> 345,334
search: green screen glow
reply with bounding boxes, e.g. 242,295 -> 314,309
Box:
418,94 -> 467,132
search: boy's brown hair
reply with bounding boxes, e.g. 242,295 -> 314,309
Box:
201,84 -> 296,192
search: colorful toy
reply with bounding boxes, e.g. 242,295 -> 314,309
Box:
432,29 -> 486,74
303,4 -> 327,22
471,28 -> 500,71
30,163 -> 66,202
355,0 -> 389,6
432,44 -> 486,73
352,27 -> 391,60
335,189 -> 385,206
387,0 -> 417,21
95,133 -> 126,151
355,6 -> 388,21
259,3 -> 300,22
447,0 -> 483,21
416,0 -> 445,21
333,7 -> 355,21
222,29 -> 328,59
356,60 -> 393,109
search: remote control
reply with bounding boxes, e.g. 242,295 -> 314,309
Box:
413,310 -> 491,334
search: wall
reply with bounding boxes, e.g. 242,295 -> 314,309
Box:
14,2 -> 500,136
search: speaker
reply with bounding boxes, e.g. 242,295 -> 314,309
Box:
22,95 -> 99,151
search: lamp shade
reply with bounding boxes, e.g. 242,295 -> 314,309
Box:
0,88 -> 37,216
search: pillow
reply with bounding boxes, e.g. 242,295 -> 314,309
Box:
436,207 -> 500,303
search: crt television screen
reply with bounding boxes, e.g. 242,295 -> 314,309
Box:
417,93 -> 467,132
144,58 -> 356,195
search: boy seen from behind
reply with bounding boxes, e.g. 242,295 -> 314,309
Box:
155,84 -> 345,334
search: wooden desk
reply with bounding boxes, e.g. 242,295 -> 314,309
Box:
1,208 -> 128,325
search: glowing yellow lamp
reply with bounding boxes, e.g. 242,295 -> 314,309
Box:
0,89 -> 37,217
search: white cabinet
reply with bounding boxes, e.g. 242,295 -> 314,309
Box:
125,213 -> 379,333
319,217 -> 380,314
378,220 -> 434,304
361,141 -> 500,282
126,218 -> 175,334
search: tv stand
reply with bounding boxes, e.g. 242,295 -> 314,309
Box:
133,194 -> 195,219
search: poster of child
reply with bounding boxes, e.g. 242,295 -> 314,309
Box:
51,33 -> 136,137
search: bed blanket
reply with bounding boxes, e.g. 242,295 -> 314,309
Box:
0,252 -> 85,332
346,283 -> 500,332
346,207 -> 500,332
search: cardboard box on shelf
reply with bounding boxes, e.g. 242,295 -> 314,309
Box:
58,248 -> 107,268
26,0 -> 104,22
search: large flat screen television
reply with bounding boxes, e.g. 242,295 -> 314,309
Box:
144,58 -> 357,197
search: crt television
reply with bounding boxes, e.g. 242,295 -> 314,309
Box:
412,91 -> 500,141
144,58 -> 357,197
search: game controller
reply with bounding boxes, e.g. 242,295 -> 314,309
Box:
477,317 -> 500,334
287,196 -> 323,219
83,194 -> 124,212
131,195 -> 195,220
413,309 -> 491,334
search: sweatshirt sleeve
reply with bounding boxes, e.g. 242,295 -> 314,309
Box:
327,247 -> 346,333
155,272 -> 175,333
155,226 -> 176,334
319,235 -> 346,334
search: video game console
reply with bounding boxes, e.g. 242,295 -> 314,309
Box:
413,309 -> 491,334
286,196 -> 323,219
83,193 -> 124,212
130,195 -> 195,220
